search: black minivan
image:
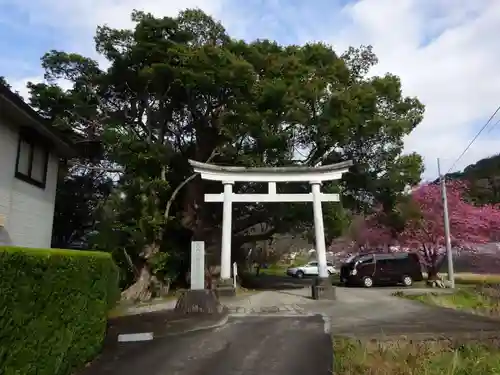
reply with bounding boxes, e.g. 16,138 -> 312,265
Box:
340,252 -> 423,287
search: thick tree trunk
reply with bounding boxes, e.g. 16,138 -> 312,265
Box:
121,242 -> 168,303
121,265 -> 153,302
121,264 -> 171,302
427,266 -> 440,280
152,274 -> 171,296
424,251 -> 448,288
427,254 -> 447,279
420,245 -> 446,281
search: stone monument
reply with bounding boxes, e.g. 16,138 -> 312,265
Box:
174,240 -> 222,314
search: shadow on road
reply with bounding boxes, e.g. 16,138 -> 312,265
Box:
81,315 -> 333,375
241,274 -> 312,290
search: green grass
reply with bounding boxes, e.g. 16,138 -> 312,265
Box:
256,258 -> 311,276
399,271 -> 500,317
453,273 -> 500,285
335,273 -> 500,374
334,337 -> 500,374
257,262 -> 297,276
403,287 -> 500,317
399,273 -> 500,290
259,266 -> 287,276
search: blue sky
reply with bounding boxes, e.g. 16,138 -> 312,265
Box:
1,0 -> 500,180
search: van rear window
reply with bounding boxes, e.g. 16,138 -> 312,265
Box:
345,254 -> 374,264
357,255 -> 374,264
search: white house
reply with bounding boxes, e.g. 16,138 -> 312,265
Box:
0,83 -> 72,248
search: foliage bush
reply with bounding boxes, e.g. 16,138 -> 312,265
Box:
0,246 -> 119,375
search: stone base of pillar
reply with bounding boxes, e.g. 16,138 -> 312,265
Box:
174,289 -> 223,314
214,278 -> 236,298
311,277 -> 336,300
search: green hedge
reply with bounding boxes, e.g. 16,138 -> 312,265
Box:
0,247 -> 119,375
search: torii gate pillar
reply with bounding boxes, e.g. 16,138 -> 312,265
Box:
189,160 -> 353,299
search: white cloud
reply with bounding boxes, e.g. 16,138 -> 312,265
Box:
9,0 -> 224,32
5,0 -> 227,98
5,0 -> 500,180
8,77 -> 40,100
9,75 -> 80,101
5,0 -> 227,68
328,0 -> 500,178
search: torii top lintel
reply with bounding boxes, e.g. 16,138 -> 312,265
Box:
188,160 -> 353,183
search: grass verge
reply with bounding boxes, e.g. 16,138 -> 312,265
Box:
403,287 -> 500,318
334,337 -> 500,374
395,273 -> 500,290
259,267 -> 287,276
448,273 -> 500,285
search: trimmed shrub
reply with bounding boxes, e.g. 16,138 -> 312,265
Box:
0,247 -> 119,375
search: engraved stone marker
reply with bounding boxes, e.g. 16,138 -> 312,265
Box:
190,241 -> 205,290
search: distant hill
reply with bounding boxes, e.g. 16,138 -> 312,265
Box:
445,153 -> 500,205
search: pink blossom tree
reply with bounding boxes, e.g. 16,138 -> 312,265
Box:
366,181 -> 500,279
328,215 -> 394,261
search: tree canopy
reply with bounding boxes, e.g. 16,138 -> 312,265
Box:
24,9 -> 425,300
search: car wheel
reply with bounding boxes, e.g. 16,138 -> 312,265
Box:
362,276 -> 374,288
296,271 -> 304,279
402,275 -> 413,287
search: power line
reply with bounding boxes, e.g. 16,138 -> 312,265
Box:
446,104 -> 500,174
486,116 -> 500,135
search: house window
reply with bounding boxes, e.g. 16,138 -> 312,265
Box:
15,134 -> 49,189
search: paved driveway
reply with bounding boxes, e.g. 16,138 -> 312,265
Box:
82,281 -> 500,374
292,286 -> 500,339
224,283 -> 500,339
80,315 -> 333,375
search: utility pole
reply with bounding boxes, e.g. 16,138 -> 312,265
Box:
437,158 -> 455,288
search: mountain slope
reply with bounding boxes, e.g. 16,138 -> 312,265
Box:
446,154 -> 500,205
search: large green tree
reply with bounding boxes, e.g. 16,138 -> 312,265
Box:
27,9 -> 424,301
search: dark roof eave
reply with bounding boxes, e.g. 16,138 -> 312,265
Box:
0,84 -> 74,158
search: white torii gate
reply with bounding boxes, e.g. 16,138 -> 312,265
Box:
189,160 -> 353,290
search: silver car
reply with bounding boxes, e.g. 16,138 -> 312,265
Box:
286,261 -> 337,278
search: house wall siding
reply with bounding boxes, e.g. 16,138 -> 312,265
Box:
0,117 -> 58,248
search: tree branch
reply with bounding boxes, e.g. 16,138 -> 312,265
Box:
163,148 -> 219,222
123,248 -> 139,277
68,162 -> 124,173
233,211 -> 272,235
234,227 -> 277,245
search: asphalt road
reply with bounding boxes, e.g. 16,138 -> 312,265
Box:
81,315 -> 333,375
327,287 -> 500,338
82,277 -> 500,374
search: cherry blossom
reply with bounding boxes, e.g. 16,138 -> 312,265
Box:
334,181 -> 500,278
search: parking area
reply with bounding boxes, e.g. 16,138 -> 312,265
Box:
240,275 -> 500,339
313,286 -> 500,339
